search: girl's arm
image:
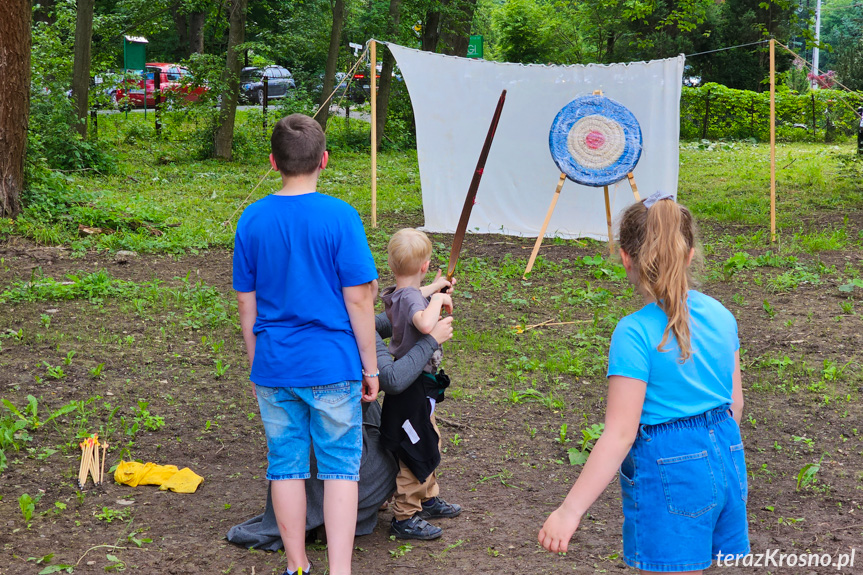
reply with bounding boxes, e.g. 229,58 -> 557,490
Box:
538,376 -> 646,554
730,351 -> 744,425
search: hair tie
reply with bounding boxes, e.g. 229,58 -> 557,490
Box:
642,191 -> 675,209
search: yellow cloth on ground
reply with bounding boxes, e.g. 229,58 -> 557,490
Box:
159,467 -> 204,493
114,461 -> 203,493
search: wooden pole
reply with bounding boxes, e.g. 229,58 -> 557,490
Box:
101,442 -> 108,484
523,173 -> 566,278
370,40 -> 378,228
604,185 -> 614,256
91,437 -> 100,485
770,38 -> 776,243
627,172 -> 641,201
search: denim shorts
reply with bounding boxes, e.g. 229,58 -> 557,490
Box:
620,406 -> 750,572
255,381 -> 362,482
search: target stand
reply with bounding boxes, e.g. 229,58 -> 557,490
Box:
523,91 -> 643,278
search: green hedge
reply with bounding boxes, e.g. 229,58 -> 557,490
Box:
681,83 -> 863,142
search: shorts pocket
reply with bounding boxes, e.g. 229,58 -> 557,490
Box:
312,381 -> 352,404
729,443 -> 748,503
619,455 -> 635,487
657,450 -> 717,518
255,385 -> 278,399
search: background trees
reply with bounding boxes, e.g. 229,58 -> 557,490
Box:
6,0 -> 860,221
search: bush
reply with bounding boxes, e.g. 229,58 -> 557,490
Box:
681,83 -> 863,142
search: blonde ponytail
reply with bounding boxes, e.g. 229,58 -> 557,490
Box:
618,198 -> 697,361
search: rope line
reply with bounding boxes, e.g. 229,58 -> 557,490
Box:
685,40 -> 769,58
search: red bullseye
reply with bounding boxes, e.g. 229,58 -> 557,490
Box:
585,130 -> 605,149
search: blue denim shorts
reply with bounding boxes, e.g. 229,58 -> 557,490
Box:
620,407 -> 750,572
255,381 -> 362,482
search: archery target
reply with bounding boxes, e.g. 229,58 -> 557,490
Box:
549,95 -> 642,187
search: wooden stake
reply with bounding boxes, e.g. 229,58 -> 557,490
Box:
627,172 -> 641,201
101,442 -> 108,485
80,439 -> 93,488
769,38 -> 777,243
523,173 -> 567,278
91,436 -> 100,486
370,40 -> 378,229
78,441 -> 88,488
604,185 -> 614,257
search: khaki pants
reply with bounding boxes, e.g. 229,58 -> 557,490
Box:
391,414 -> 441,521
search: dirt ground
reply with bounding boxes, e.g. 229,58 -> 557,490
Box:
1,221 -> 862,575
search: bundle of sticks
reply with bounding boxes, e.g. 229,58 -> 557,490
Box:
78,434 -> 108,489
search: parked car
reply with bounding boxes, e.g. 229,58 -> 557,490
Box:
240,66 -> 296,104
114,63 -> 207,108
315,72 -> 369,104
65,71 -> 127,108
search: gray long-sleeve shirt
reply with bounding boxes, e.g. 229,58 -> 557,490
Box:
375,312 -> 439,395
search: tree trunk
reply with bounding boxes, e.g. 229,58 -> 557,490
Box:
213,0 -> 247,160
317,0 -> 345,131
375,0 -> 402,150
439,0 -> 477,57
173,7 -> 206,59
172,7 -> 190,59
421,7 -> 443,52
189,11 -> 206,54
71,0 -> 95,139
0,0 -> 31,218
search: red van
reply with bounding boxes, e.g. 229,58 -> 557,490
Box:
115,63 -> 207,107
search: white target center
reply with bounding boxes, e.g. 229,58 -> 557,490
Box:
567,115 -> 626,170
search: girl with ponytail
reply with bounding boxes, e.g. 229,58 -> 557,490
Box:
539,192 -> 749,574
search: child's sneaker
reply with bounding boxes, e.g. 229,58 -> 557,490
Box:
390,515 -> 443,540
281,563 -> 311,575
418,496 -> 462,519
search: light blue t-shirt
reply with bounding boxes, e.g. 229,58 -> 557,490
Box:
232,193 -> 378,387
607,290 -> 739,425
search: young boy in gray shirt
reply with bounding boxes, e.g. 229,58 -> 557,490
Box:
380,228 -> 462,540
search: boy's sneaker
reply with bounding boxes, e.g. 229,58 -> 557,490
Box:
390,515 -> 443,540
418,496 -> 462,519
280,563 -> 311,575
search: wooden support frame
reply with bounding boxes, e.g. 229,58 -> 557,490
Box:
370,40 -> 378,228
523,172 -> 641,278
769,38 -> 776,243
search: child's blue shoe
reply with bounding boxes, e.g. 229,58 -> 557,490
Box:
418,496 -> 462,519
281,563 -> 311,575
390,515 -> 443,540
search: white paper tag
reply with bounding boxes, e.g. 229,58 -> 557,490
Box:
402,420 -> 420,444
428,397 -> 436,415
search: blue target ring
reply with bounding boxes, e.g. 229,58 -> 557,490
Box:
549,95 -> 642,187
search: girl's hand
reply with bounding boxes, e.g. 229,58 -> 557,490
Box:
538,506 -> 581,553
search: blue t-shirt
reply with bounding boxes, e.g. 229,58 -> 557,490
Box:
232,193 -> 378,387
607,290 -> 739,425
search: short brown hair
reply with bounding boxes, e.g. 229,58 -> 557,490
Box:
387,228 -> 432,276
270,114 -> 326,176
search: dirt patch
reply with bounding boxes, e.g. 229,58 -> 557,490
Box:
1,230 -> 862,575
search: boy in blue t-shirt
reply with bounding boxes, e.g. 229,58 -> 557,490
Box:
233,114 -> 379,575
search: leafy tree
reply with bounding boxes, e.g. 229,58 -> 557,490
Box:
491,0 -> 558,64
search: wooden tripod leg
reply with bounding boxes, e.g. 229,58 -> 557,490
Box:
604,185 -> 614,257
627,172 -> 641,202
523,173 -> 566,278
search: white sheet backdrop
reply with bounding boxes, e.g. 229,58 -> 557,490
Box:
385,43 -> 684,240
